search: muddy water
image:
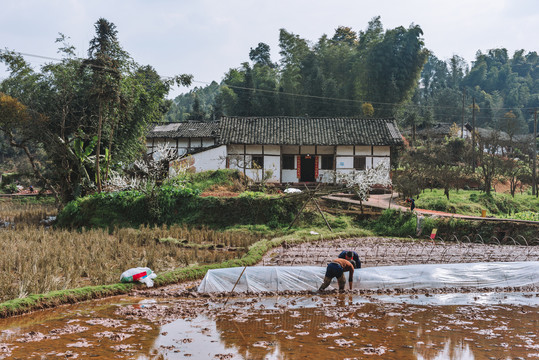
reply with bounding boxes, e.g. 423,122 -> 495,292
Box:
0,293 -> 537,359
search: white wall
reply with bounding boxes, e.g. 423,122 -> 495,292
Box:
373,146 -> 390,156
336,156 -> 353,169
228,145 -> 244,154
193,145 -> 227,172
264,155 -> 280,182
336,146 -> 354,155
245,169 -> 262,181
226,145 -> 283,182
148,137 -> 216,159
264,145 -> 280,155
317,146 -> 334,154
169,145 -> 227,177
300,145 -> 316,154
282,170 -> 298,183
219,144 -> 392,183
202,138 -> 215,147
245,145 -> 263,154
282,145 -> 299,154
373,157 -> 390,168
178,139 -> 189,147
335,169 -> 355,179
355,146 -> 371,155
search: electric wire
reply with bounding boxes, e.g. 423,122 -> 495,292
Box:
1,48 -> 538,115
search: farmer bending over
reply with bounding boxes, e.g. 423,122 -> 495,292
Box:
338,250 -> 361,269
319,258 -> 354,292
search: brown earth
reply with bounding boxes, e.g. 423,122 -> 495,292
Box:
0,238 -> 537,359
132,237 -> 538,299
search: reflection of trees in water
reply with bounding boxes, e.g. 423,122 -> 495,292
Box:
416,340 -> 475,360
211,301 -> 536,359
213,307 -> 334,360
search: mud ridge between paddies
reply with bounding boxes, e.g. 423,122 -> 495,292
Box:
134,285 -> 539,299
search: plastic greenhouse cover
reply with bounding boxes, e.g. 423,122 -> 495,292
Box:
197,261 -> 539,293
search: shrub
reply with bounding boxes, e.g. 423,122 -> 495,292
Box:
430,198 -> 449,212
362,209 -> 417,237
56,187 -> 304,229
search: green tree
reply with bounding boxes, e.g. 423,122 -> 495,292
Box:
278,28 -> 311,115
191,93 -> 205,120
362,24 -> 428,116
249,42 -> 275,68
83,18 -> 126,192
0,20 -> 192,205
476,131 -> 505,195
0,92 -> 61,203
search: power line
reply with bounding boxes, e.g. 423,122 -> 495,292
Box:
2,48 -> 538,114
191,79 -> 539,113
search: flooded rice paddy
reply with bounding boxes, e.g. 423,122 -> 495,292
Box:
0,292 -> 537,359
0,238 -> 537,359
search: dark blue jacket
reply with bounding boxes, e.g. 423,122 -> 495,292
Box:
338,250 -> 361,268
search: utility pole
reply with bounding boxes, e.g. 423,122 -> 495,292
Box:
461,89 -> 466,138
472,97 -> 476,172
533,109 -> 537,196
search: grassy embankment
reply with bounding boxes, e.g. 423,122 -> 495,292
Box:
359,208 -> 539,242
415,189 -> 539,220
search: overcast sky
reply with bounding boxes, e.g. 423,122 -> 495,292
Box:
2,0 -> 539,99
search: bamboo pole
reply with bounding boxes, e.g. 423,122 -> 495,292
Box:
223,266 -> 247,306
313,198 -> 332,232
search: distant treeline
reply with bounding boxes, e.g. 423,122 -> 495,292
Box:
167,16 -> 539,135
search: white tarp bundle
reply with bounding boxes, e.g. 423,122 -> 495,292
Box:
197,261 -> 539,293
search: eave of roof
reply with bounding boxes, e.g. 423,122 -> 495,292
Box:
147,121 -> 220,138
218,116 -> 403,146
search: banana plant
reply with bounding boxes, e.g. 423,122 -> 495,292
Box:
73,135 -> 98,183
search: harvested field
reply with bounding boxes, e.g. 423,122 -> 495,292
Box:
0,198 -> 56,227
0,224 -> 258,302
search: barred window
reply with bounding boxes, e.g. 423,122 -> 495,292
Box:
321,155 -> 334,170
251,155 -> 264,169
354,156 -> 366,170
282,155 -> 295,169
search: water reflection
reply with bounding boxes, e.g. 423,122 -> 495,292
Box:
150,294 -> 537,359
0,293 -> 537,359
416,340 -> 475,360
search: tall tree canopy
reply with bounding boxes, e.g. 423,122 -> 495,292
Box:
0,19 -> 192,205
169,17 -> 428,120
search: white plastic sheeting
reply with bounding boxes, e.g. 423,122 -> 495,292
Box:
197,261 -> 539,293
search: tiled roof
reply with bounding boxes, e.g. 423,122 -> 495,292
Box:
147,122 -> 220,138
514,133 -> 538,143
218,116 -> 403,146
475,127 -> 511,141
416,122 -> 455,136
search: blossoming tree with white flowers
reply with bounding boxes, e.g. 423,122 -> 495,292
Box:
335,163 -> 392,213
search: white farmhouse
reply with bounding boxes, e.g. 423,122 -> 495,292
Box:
146,116 -> 403,184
